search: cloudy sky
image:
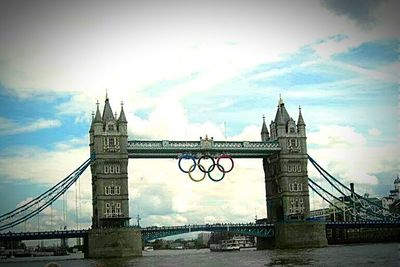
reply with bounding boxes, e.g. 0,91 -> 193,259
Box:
0,0 -> 399,231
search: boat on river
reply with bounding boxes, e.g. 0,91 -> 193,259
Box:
210,239 -> 240,252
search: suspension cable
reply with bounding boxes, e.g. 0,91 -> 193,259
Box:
0,158 -> 91,231
308,155 -> 393,213
0,158 -> 89,220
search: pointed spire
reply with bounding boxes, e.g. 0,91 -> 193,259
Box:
274,95 -> 290,125
102,96 -> 114,122
278,93 -> 284,106
297,105 -> 305,126
89,111 -> 95,132
261,114 -> 269,134
94,100 -> 102,122
118,101 -> 127,123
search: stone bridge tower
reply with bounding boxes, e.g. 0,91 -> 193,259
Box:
262,97 -> 309,222
260,97 -> 327,249
89,96 -> 130,228
87,96 -> 142,258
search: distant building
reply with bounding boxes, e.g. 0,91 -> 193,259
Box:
389,175 -> 400,200
197,232 -> 211,247
386,175 -> 400,214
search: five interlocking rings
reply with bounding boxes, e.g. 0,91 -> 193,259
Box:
178,154 -> 234,182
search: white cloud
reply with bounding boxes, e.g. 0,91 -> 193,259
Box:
308,125 -> 366,147
308,125 -> 399,187
368,128 -> 382,136
0,117 -> 61,136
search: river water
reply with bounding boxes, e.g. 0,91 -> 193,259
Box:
0,243 -> 398,267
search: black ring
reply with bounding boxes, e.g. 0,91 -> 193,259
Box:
197,155 -> 215,173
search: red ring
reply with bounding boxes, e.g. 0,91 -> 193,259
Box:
216,154 -> 234,173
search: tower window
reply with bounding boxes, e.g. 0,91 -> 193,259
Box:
290,139 -> 297,147
104,185 -> 120,195
104,163 -> 120,174
108,124 -> 114,131
289,183 -> 303,192
109,138 -> 115,146
116,202 -> 121,215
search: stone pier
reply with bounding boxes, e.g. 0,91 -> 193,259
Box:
86,228 -> 142,258
257,222 -> 328,249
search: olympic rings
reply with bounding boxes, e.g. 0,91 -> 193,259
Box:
177,154 -> 234,182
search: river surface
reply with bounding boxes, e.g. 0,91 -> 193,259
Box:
0,243 -> 398,267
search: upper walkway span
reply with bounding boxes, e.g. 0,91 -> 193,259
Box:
127,139 -> 280,158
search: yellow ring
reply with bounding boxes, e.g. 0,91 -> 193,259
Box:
188,164 -> 207,182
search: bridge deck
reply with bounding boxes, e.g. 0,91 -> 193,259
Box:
127,139 -> 280,158
1,221 -> 398,241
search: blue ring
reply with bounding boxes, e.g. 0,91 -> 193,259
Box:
178,154 -> 196,173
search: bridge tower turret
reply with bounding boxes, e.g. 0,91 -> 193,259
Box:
263,97 -> 310,223
261,115 -> 270,142
89,96 -> 130,229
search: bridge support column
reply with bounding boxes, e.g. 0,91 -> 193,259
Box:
86,228 -> 142,258
257,222 -> 327,249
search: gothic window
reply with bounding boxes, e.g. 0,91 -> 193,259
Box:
116,202 -> 121,215
105,185 -> 120,195
290,198 -> 302,214
111,203 -> 116,215
116,165 -> 120,174
289,127 -> 295,133
104,164 -> 120,174
296,165 -> 301,172
105,203 -> 111,215
289,183 -> 303,192
288,163 -> 301,173
109,138 -> 115,146
290,139 -> 297,147
108,124 -> 114,131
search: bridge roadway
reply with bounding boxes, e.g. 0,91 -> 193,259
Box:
0,223 -> 274,242
127,139 -> 281,158
1,221 -> 398,242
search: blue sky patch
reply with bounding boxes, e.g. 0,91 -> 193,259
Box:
332,39 -> 399,69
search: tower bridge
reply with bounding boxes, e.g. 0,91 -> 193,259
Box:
1,96 -> 399,258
